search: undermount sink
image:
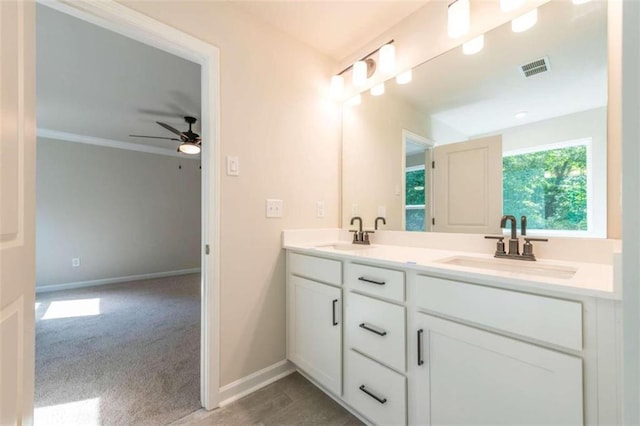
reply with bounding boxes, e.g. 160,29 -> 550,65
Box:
316,243 -> 375,251
436,255 -> 577,280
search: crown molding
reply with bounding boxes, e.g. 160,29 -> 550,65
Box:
36,128 -> 200,159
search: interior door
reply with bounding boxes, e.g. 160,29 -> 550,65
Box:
1,1 -> 36,424
433,135 -> 502,234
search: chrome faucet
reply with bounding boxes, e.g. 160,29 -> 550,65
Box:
485,214 -> 548,261
374,217 -> 386,230
350,216 -> 373,245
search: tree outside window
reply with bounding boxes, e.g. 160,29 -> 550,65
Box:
503,144 -> 587,231
405,167 -> 426,232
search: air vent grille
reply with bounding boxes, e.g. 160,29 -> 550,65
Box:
520,56 -> 551,78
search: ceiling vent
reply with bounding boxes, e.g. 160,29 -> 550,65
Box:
519,56 -> 551,78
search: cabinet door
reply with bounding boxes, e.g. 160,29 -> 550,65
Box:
413,313 -> 583,425
289,276 -> 342,395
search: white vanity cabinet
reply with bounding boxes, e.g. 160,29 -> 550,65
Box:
412,313 -> 583,425
287,252 -> 343,396
286,248 -> 621,426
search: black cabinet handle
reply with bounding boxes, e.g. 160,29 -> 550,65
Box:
359,322 -> 387,336
417,329 -> 424,366
357,276 -> 386,286
332,299 -> 338,326
359,385 -> 387,404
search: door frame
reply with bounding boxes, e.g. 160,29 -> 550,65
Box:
401,129 -> 433,232
36,0 -> 221,409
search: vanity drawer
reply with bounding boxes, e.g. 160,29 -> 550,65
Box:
345,349 -> 406,426
415,275 -> 583,351
346,292 -> 406,371
346,263 -> 405,302
289,252 -> 341,286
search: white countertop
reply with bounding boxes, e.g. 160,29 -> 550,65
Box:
284,238 -> 619,300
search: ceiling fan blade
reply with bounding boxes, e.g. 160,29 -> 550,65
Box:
129,134 -> 181,141
156,121 -> 187,139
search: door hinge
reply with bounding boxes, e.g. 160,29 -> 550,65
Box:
205,244 -> 210,255
431,161 -> 435,169
432,218 -> 435,225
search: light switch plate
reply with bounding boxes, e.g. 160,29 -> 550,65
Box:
226,156 -> 239,176
266,199 -> 283,218
316,201 -> 325,218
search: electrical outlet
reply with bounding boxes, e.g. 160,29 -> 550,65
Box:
316,201 -> 325,218
266,199 -> 283,218
72,258 -> 81,268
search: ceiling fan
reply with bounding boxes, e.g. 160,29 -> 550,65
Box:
130,116 -> 202,154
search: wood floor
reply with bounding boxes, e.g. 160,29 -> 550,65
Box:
174,372 -> 363,425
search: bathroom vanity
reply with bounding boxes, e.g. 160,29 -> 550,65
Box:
284,229 -> 621,425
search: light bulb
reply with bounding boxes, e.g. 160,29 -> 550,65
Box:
500,0 -> 524,12
512,9 -> 538,33
371,83 -> 385,96
329,75 -> 344,98
379,44 -> 396,74
396,70 -> 412,85
448,0 -> 470,39
179,142 -> 201,155
462,35 -> 484,55
514,111 -> 528,119
353,60 -> 367,87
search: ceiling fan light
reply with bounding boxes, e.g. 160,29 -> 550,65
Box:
179,142 -> 201,155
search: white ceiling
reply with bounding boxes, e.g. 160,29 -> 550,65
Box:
383,0 -> 608,138
36,4 -> 201,153
232,1 -> 428,62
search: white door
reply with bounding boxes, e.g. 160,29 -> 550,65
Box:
289,276 -> 341,395
412,313 -> 583,425
433,135 -> 502,234
1,1 -> 36,424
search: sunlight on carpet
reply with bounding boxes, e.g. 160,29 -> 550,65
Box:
41,298 -> 100,320
35,397 -> 101,426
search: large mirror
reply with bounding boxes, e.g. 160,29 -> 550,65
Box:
342,1 -> 608,237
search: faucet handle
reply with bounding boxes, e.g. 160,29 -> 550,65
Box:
484,235 -> 506,256
522,237 -> 548,260
349,229 -> 359,243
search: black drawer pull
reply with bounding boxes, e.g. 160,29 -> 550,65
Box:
332,299 -> 338,326
358,276 -> 386,286
359,322 -> 387,336
417,329 -> 424,366
359,385 -> 387,404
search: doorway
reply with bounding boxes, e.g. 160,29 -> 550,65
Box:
33,0 -> 220,420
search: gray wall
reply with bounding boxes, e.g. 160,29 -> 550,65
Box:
36,138 -> 201,287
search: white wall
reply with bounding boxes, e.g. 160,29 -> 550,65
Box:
36,138 -> 201,287
118,1 -> 342,386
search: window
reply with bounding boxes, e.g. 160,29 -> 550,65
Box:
405,166 -> 426,232
503,140 -> 590,233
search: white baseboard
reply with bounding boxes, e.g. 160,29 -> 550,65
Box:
35,268 -> 201,293
219,359 -> 296,407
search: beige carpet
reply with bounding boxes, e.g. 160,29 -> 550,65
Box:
35,274 -> 201,426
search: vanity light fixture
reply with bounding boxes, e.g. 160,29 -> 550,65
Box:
379,43 -> 396,74
512,9 -> 538,33
396,69 -> 413,85
500,0 -> 524,12
371,83 -> 385,96
448,0 -> 470,39
345,94 -> 362,107
329,75 -> 344,99
462,35 -> 484,55
330,40 -> 395,95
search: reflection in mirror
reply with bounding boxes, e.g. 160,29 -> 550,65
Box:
342,1 -> 607,237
